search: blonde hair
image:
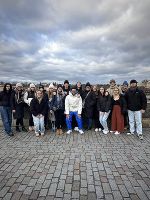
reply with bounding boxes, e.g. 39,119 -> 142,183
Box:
113,86 -> 121,95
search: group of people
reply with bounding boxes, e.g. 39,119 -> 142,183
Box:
0,79 -> 147,140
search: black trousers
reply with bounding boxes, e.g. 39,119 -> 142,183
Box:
55,109 -> 64,129
16,118 -> 23,126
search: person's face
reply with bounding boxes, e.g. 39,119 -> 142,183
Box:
71,89 -> 76,96
100,87 -> 104,94
77,82 -> 81,88
93,86 -> 97,92
39,88 -> 44,92
17,86 -> 22,91
36,91 -> 43,98
53,90 -> 57,95
31,87 -> 35,91
130,83 -> 137,88
6,85 -> 10,91
110,81 -> 115,87
114,88 -> 119,95
122,85 -> 128,91
58,87 -> 62,93
86,86 -> 91,91
64,83 -> 69,88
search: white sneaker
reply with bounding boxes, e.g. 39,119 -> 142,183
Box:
79,129 -> 84,134
35,132 -> 39,137
138,134 -> 143,140
110,131 -> 114,133
74,127 -> 79,131
29,126 -> 33,131
103,130 -> 109,134
66,130 -> 72,134
127,132 -> 134,135
41,132 -> 44,136
95,128 -> 99,132
114,131 -> 120,135
99,128 -> 102,132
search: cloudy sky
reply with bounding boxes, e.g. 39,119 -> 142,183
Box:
0,0 -> 150,84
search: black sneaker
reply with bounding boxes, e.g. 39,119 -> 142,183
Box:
22,126 -> 28,132
16,127 -> 21,132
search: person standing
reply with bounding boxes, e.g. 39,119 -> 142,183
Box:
111,87 -> 127,135
65,86 -> 84,134
82,82 -> 96,130
51,84 -> 65,135
125,80 -> 147,139
92,85 -> 104,132
0,83 -> 14,136
30,90 -> 47,137
97,88 -> 111,134
39,85 -> 49,129
24,83 -> 36,131
11,83 -> 27,132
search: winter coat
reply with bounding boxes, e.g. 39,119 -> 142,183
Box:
30,98 -> 47,117
125,88 -> 147,111
65,93 -> 82,115
82,91 -> 96,118
0,91 -> 12,107
11,90 -> 25,119
111,95 -> 127,114
97,94 -> 112,112
50,94 -> 65,111
24,90 -> 36,106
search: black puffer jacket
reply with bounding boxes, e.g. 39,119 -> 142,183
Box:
97,94 -> 112,112
0,83 -> 13,107
125,88 -> 147,111
30,98 -> 47,117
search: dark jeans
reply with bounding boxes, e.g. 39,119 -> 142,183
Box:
29,111 -> 34,126
16,118 -> 24,127
55,109 -> 64,129
0,106 -> 12,134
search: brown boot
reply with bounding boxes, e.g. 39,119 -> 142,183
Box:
59,129 -> 63,135
56,129 -> 60,135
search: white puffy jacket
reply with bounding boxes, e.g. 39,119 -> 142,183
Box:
65,93 -> 82,115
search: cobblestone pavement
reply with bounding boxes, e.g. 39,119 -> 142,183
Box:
0,128 -> 150,200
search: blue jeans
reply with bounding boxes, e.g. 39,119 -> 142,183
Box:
99,111 -> 110,131
0,106 -> 12,134
66,112 -> 83,130
128,110 -> 142,135
32,115 -> 45,133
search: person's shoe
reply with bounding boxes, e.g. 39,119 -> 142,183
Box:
41,132 -> 44,136
79,129 -> 84,134
16,126 -> 21,132
8,132 -> 14,136
138,134 -> 143,140
110,131 -> 114,133
29,126 -> 33,131
95,128 -> 99,132
66,130 -> 72,134
127,132 -> 134,135
114,131 -> 120,135
74,127 -> 79,131
103,130 -> 109,134
99,128 -> 102,132
59,129 -> 63,135
35,132 -> 39,137
22,126 -> 28,132
56,129 -> 60,135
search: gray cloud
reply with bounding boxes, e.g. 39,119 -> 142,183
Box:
0,0 -> 150,84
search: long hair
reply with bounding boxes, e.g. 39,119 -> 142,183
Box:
3,83 -> 12,93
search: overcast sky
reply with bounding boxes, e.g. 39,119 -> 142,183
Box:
0,0 -> 150,84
